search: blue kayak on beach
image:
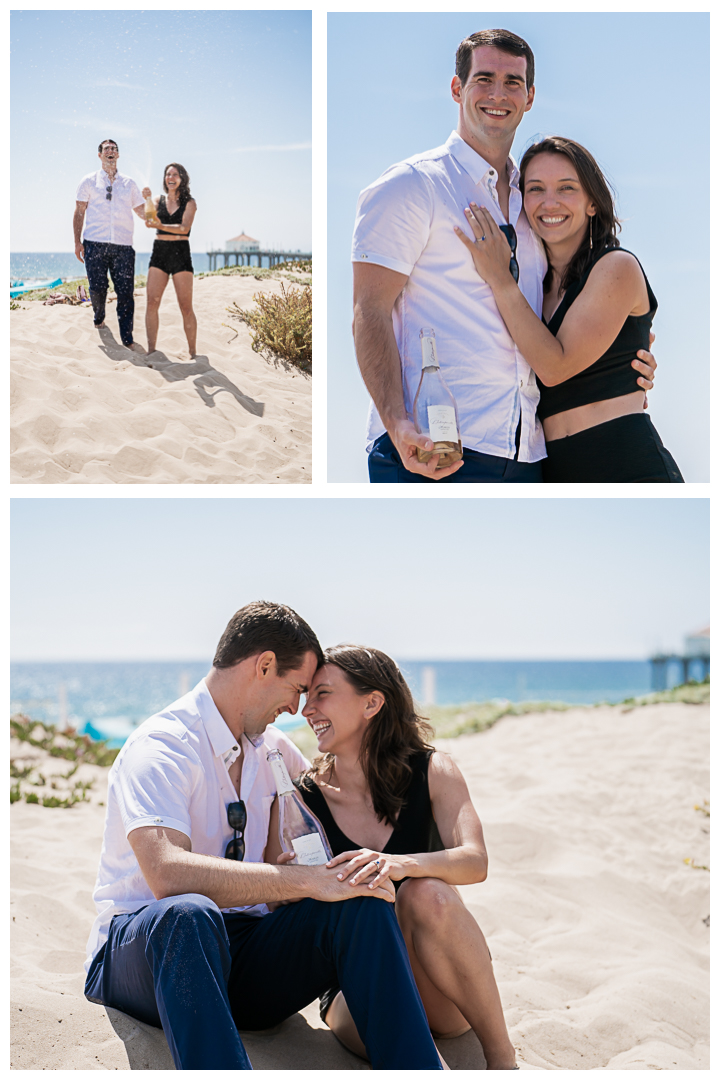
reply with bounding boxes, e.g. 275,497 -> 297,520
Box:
10,277 -> 63,298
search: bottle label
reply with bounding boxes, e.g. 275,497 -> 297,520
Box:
420,335 -> 439,369
267,753 -> 294,796
427,405 -> 458,442
291,832 -> 329,865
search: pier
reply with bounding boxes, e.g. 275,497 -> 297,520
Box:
206,249 -> 311,271
650,625 -> 710,691
650,652 -> 710,691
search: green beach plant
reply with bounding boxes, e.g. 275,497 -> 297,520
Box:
10,713 -> 120,767
197,265 -> 311,286
227,283 -> 312,371
10,714 -> 119,808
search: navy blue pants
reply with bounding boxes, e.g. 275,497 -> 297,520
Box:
83,239 -> 136,346
85,893 -> 442,1071
368,431 -> 543,483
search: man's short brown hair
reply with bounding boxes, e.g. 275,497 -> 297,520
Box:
455,29 -> 535,89
213,601 -> 323,675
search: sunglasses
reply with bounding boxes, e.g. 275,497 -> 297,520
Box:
498,224 -> 519,283
105,187 -> 112,201
225,800 -> 247,860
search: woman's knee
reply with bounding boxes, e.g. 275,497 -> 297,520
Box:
397,877 -> 460,928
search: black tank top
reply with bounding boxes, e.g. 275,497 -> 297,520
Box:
294,750 -> 444,857
537,247 -> 657,420
156,194 -> 191,238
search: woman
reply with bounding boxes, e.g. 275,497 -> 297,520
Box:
267,645 -> 518,1070
455,137 -> 683,483
142,163 -> 197,358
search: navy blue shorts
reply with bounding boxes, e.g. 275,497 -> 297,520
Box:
368,432 -> 543,484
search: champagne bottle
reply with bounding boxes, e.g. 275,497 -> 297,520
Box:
144,195 -> 159,224
267,749 -> 333,866
412,327 -> 463,466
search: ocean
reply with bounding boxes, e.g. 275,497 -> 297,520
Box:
10,251 -> 307,288
10,658 -> 681,749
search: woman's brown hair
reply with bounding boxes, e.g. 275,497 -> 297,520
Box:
306,645 -> 434,827
163,162 -> 192,207
519,136 -> 621,294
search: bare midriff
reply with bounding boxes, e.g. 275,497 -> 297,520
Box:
543,389 -> 646,442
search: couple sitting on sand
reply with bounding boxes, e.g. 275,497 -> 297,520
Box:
73,140 -> 198,359
84,602 -> 517,1070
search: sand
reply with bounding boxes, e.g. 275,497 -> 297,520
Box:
10,275 -> 311,484
10,702 -> 709,1070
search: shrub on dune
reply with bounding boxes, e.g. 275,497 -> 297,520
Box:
228,283 -> 312,371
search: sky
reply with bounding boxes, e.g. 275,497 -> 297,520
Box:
327,12 -> 710,484
10,10 -> 311,253
11,498 -> 709,663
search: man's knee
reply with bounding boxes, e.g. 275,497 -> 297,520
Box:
152,892 -> 222,921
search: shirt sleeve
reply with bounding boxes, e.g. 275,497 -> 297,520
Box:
75,176 -> 92,203
129,180 -> 144,209
114,730 -> 202,841
351,162 -> 433,277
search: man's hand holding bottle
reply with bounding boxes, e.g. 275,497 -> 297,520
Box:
390,418 -> 465,480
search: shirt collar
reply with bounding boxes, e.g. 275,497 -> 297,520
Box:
99,168 -> 125,183
445,130 -> 520,190
195,678 -> 246,769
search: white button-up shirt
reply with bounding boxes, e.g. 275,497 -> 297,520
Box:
352,131 -> 548,463
76,169 -> 144,247
85,679 -> 309,971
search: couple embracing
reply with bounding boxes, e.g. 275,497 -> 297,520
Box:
354,28 -> 683,483
73,139 -> 198,359
84,602 -> 516,1070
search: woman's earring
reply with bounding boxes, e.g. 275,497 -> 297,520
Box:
589,215 -> 593,250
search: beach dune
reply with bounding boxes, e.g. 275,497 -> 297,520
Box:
10,274 -> 311,484
10,701 -> 709,1069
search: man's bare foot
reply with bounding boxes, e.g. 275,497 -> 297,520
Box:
128,342 -> 147,354
94,321 -> 106,329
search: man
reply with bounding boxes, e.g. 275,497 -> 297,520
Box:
352,28 -> 656,482
84,602 -> 442,1070
74,139 -> 146,353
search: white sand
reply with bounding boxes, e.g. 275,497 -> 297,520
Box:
10,702 -> 709,1069
10,275 -> 311,484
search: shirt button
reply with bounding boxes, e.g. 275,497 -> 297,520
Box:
232,746 -> 238,752
361,253 -> 367,259
520,380 -> 524,387
154,817 -> 162,823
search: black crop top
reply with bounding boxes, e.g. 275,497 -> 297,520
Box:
156,195 -> 191,238
294,750 -> 444,858
536,247 -> 657,421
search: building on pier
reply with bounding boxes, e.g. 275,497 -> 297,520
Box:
225,232 -> 260,253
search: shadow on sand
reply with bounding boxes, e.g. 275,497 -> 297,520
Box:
96,328 -> 265,417
104,1004 -> 487,1070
